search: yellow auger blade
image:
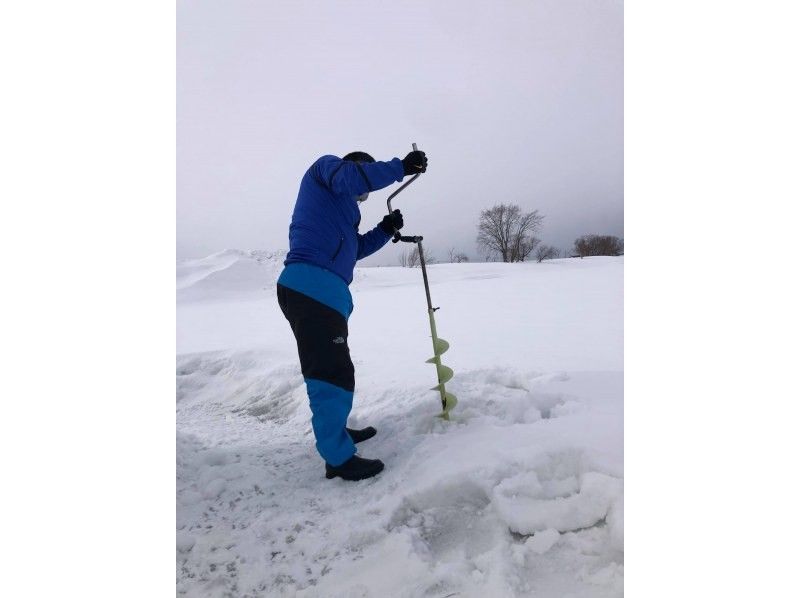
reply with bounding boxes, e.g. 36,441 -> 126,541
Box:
430,365 -> 453,386
425,337 -> 450,362
441,392 -> 458,417
424,286 -> 456,418
430,384 -> 458,418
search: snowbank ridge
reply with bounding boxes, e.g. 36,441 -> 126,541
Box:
177,249 -> 286,298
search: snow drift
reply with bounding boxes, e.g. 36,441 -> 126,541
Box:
177,253 -> 623,597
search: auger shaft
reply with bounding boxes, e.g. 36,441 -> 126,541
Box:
387,142 -> 457,418
418,240 -> 434,312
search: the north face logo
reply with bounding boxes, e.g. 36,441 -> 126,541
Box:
332,336 -> 345,344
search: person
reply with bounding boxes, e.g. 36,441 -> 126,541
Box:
276,148 -> 428,481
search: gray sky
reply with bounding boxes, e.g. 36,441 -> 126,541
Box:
178,0 -> 622,264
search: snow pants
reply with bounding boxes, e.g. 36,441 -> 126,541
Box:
277,283 -> 356,466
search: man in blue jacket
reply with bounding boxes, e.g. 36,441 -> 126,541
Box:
277,148 -> 428,481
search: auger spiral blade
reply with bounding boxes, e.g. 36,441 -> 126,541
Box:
429,364 -> 454,386
430,383 -> 458,419
441,392 -> 458,417
426,330 -> 456,418
425,338 -> 450,362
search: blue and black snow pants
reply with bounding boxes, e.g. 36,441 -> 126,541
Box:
276,263 -> 356,466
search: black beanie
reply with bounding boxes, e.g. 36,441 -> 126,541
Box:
342,151 -> 375,163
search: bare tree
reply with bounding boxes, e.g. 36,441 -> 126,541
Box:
448,247 -> 470,263
573,235 -> 624,257
535,244 -> 560,263
401,246 -> 436,267
516,235 -> 541,262
407,246 -> 420,267
399,248 -> 418,267
417,246 -> 437,265
476,204 -> 544,262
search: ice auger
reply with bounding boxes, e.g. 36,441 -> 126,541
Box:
386,143 -> 457,419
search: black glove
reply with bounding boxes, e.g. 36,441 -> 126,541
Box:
402,150 -> 428,175
379,209 -> 403,235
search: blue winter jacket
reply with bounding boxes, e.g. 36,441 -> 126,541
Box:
283,155 -> 405,285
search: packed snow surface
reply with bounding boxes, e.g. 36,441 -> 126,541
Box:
177,252 -> 623,597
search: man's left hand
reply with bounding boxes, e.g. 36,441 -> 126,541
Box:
379,210 -> 403,235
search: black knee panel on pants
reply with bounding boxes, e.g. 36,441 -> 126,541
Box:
277,284 -> 355,392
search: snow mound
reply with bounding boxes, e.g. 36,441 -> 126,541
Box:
177,350 -> 307,423
177,249 -> 285,301
494,466 -> 623,535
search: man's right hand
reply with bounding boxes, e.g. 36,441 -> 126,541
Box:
402,150 -> 428,175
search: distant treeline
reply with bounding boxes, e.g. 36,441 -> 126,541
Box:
398,203 -> 623,266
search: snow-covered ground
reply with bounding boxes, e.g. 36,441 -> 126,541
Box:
177,250 -> 623,597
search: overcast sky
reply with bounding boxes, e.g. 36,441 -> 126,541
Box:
177,0 -> 622,264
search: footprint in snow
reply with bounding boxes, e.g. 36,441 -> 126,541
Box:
387,478 -> 500,563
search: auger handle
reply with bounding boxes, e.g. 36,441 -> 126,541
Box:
396,235 -> 423,243
388,143 -> 422,243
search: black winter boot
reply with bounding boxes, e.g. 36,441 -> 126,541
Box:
347,426 -> 377,444
325,455 -> 384,481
